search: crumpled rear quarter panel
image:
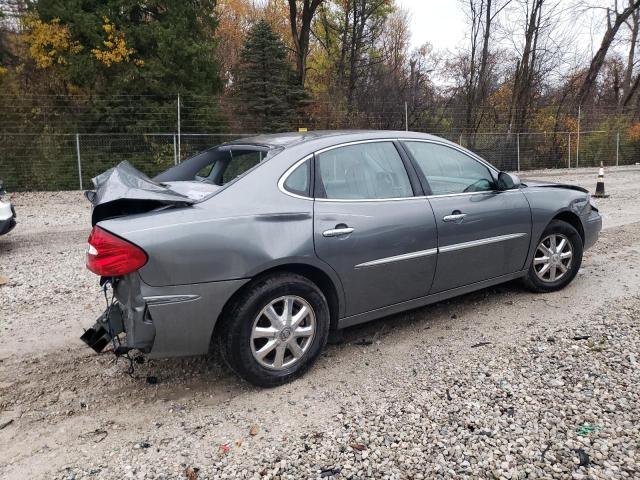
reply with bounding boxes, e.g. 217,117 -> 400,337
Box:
115,273 -> 248,357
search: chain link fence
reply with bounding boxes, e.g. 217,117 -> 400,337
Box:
1,130 -> 636,191
1,94 -> 639,191
0,133 -> 250,190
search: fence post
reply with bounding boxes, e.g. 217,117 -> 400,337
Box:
516,133 -> 521,171
576,105 -> 581,169
177,93 -> 181,162
616,131 -> 620,167
173,134 -> 178,165
458,134 -> 463,146
568,133 -> 571,168
75,133 -> 83,190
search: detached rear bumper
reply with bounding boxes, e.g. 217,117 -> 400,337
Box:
82,274 -> 248,358
583,210 -> 602,250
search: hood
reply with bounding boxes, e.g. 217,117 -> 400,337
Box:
87,161 -> 205,225
521,180 -> 588,194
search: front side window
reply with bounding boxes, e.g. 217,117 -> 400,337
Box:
404,142 -> 494,195
316,142 -> 413,200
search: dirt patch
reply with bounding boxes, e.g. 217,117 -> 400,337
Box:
1,169 -> 639,478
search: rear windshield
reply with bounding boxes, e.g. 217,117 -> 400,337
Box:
154,145 -> 281,186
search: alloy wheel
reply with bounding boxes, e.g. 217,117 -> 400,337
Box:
250,296 -> 316,370
533,233 -> 573,283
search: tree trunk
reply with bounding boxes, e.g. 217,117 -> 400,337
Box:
621,4 -> 639,106
509,0 -> 543,133
288,0 -> 324,88
576,0 -> 640,105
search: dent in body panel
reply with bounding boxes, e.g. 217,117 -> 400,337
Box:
313,199 -> 438,316
114,273 -> 155,353
428,190 -> 532,293
521,186 -> 595,266
108,202 -> 316,287
140,278 -> 249,357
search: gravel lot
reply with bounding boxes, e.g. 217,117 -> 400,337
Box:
1,166 -> 639,479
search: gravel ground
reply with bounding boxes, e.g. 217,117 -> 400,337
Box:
0,166 -> 639,479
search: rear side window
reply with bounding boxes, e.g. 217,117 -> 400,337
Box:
283,159 -> 310,197
404,142 -> 494,195
316,142 -> 413,200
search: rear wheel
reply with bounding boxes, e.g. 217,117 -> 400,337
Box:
218,273 -> 329,387
522,219 -> 583,293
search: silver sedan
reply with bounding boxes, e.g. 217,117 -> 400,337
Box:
81,131 -> 602,386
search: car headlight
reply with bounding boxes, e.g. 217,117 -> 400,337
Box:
587,193 -> 598,212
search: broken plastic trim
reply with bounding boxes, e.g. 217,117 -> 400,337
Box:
80,280 -> 126,353
80,304 -> 124,353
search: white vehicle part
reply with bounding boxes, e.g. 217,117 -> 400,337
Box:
0,200 -> 13,221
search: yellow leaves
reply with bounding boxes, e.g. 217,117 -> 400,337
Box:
23,16 -> 82,69
628,122 -> 640,141
22,15 -> 141,70
0,66 -> 8,75
91,16 -> 140,67
564,116 -> 578,133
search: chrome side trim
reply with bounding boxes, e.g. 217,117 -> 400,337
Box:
439,233 -> 528,253
315,138 -> 396,155
355,248 -> 438,268
277,155 -> 314,200
426,189 -> 519,199
316,196 -> 427,203
144,295 -> 201,305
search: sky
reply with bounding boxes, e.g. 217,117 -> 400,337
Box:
397,0 -> 468,51
396,0 -> 608,58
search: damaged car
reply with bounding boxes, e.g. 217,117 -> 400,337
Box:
81,131 -> 602,387
0,180 -> 16,236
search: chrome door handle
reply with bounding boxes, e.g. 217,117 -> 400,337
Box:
443,213 -> 467,223
323,227 -> 355,237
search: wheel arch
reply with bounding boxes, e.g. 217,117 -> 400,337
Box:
551,210 -> 585,244
213,262 -> 344,343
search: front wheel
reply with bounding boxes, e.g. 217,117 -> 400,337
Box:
218,273 -> 330,387
522,219 -> 583,293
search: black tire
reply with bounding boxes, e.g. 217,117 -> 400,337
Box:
522,219 -> 583,293
217,273 -> 330,387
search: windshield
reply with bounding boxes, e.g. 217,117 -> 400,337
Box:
154,145 -> 280,186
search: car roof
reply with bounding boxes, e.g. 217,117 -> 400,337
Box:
225,130 -> 445,149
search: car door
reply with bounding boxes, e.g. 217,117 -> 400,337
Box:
312,140 -> 438,317
402,140 -> 532,293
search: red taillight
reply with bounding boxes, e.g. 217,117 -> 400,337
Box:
86,226 -> 148,276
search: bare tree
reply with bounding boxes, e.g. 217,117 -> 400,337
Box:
462,0 -> 511,134
621,1 -> 640,105
508,0 -> 545,132
288,0 -> 324,87
576,0 -> 640,105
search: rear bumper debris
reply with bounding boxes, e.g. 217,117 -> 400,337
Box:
80,303 -> 125,353
81,273 -> 248,358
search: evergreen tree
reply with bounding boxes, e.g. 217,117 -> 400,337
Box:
236,19 -> 306,132
30,0 -> 223,133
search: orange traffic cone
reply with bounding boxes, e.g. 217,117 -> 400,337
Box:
593,162 -> 609,198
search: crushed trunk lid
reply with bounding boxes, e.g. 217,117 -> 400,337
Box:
86,161 -> 217,224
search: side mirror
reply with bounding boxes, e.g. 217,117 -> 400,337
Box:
497,171 -> 521,190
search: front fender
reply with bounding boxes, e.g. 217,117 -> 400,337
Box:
522,186 -> 593,266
